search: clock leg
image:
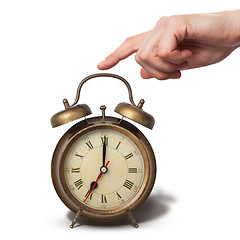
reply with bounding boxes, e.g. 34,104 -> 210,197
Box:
126,210 -> 139,228
70,209 -> 82,228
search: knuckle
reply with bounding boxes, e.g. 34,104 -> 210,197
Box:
155,15 -> 175,28
168,15 -> 178,24
135,53 -> 140,63
155,72 -> 170,80
137,51 -> 149,62
167,15 -> 183,26
156,15 -> 184,29
156,16 -> 166,27
124,36 -> 133,47
158,48 -> 170,59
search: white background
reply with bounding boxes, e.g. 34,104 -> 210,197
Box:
0,0 -> 240,239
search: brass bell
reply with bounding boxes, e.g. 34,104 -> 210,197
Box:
51,99 -> 92,128
115,99 -> 155,130
50,73 -> 155,129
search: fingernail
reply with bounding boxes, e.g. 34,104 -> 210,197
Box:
97,60 -> 108,70
98,60 -> 106,66
170,71 -> 181,79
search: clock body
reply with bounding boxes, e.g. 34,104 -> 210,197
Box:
51,116 -> 156,222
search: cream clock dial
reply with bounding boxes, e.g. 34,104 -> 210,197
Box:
64,129 -> 145,210
52,116 -> 156,227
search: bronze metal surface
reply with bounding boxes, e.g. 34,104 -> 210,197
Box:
50,73 -> 155,129
51,104 -> 92,128
70,73 -> 137,107
51,116 -> 156,222
115,102 -> 155,129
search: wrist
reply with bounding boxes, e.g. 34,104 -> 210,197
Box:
224,10 -> 240,48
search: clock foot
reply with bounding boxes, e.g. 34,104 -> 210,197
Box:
126,210 -> 139,228
70,209 -> 82,228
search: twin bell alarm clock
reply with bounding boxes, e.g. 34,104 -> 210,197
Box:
50,73 -> 156,228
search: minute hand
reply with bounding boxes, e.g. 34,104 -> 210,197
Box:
102,135 -> 106,166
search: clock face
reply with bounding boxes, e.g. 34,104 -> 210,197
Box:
62,128 -> 145,211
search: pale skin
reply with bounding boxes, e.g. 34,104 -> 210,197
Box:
97,10 -> 240,80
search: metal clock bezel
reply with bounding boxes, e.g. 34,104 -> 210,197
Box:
51,116 -> 156,222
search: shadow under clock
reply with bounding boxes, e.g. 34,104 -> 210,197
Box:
66,188 -> 176,228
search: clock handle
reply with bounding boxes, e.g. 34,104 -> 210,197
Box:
51,72 -> 155,129
70,73 -> 136,107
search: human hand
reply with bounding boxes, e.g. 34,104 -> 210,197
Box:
98,11 -> 240,80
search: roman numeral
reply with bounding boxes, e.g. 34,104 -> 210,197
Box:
123,180 -> 134,190
125,152 -> 133,160
128,168 -> 137,173
101,136 -> 108,145
75,153 -> 83,158
74,179 -> 83,190
101,195 -> 107,203
86,141 -> 94,150
116,192 -> 122,199
85,190 -> 93,200
71,167 -> 80,173
116,141 -> 121,149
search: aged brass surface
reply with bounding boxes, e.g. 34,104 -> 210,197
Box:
115,102 -> 155,129
51,73 -> 157,225
51,104 -> 91,128
70,209 -> 82,228
70,73 -> 137,107
100,105 -> 106,122
126,210 -> 139,228
51,116 -> 156,222
50,73 -> 155,129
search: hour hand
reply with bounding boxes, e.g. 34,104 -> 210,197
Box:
84,161 -> 110,202
90,181 -> 98,190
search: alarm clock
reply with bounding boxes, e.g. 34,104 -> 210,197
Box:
50,73 -> 156,228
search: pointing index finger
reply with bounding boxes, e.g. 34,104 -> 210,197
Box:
97,31 -> 151,70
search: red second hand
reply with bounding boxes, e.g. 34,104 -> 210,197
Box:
84,161 -> 110,202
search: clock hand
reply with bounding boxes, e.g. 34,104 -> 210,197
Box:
88,151 -> 109,193
89,181 -> 98,191
84,160 -> 110,202
102,135 -> 106,167
89,148 -> 109,191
